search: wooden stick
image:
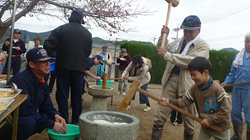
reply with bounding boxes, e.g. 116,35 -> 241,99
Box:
224,81 -> 250,88
120,79 -> 222,133
107,78 -> 128,80
136,88 -> 222,133
160,2 -> 172,48
119,80 -> 141,111
102,73 -> 108,89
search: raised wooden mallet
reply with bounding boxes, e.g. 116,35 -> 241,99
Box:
160,0 -> 180,48
119,79 -> 223,133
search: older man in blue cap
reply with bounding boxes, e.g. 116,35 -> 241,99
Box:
151,15 -> 210,140
44,9 -> 92,124
3,48 -> 66,140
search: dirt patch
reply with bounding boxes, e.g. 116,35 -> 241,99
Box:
29,82 -> 247,140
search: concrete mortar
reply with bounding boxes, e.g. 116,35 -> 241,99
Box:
79,111 -> 139,140
88,85 -> 113,111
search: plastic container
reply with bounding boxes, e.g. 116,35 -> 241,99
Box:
50,62 -> 55,72
47,124 -> 80,140
100,80 -> 112,87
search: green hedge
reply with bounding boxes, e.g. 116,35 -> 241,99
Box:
121,42 -> 238,91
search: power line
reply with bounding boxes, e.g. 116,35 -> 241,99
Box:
203,3 -> 250,24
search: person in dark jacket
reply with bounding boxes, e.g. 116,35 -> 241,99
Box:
2,29 -> 26,75
116,48 -> 131,95
43,9 -> 92,124
7,48 -> 66,140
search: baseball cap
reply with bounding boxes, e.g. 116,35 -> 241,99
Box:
95,55 -> 103,65
26,48 -> 54,62
180,15 -> 201,30
13,29 -> 21,34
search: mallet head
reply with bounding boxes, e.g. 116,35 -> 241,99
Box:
165,0 -> 180,7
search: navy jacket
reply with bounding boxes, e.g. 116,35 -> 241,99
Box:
8,69 -> 60,129
2,38 -> 26,55
44,13 -> 92,73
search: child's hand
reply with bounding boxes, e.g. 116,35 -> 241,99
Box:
220,83 -> 226,88
201,118 -> 210,128
158,97 -> 169,106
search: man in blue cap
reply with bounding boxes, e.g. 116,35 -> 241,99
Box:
82,55 -> 103,94
2,29 -> 26,75
4,48 -> 66,140
151,15 -> 210,140
44,9 -> 92,124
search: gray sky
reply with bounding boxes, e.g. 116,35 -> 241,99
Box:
4,0 -> 250,51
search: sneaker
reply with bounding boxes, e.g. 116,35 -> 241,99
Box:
143,106 -> 151,112
122,92 -> 126,95
126,105 -> 131,110
172,122 -> 183,126
116,91 -> 121,95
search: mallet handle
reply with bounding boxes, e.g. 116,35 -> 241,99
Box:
224,81 -> 250,87
160,2 -> 172,48
102,73 -> 108,89
136,88 -> 223,133
107,78 -> 128,80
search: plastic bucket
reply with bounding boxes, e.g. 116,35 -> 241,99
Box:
100,80 -> 112,87
47,124 -> 80,140
50,62 -> 55,72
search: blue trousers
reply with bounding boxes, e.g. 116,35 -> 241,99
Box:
56,70 -> 84,124
2,56 -> 21,75
231,87 -> 250,127
17,116 -> 45,140
132,83 -> 149,104
49,70 -> 57,93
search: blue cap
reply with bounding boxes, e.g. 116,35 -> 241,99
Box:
71,10 -> 84,18
26,48 -> 54,62
180,15 -> 201,30
13,29 -> 21,34
95,55 -> 103,65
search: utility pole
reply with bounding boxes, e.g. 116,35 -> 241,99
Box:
172,24 -> 181,40
153,36 -> 157,45
114,38 -> 118,62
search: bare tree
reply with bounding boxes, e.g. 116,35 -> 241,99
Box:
0,0 -> 152,39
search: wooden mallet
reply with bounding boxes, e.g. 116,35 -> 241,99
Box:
160,0 -> 180,48
119,79 -> 223,133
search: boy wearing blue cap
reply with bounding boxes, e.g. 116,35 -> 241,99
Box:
2,29 -> 26,75
151,15 -> 210,140
5,48 -> 66,140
